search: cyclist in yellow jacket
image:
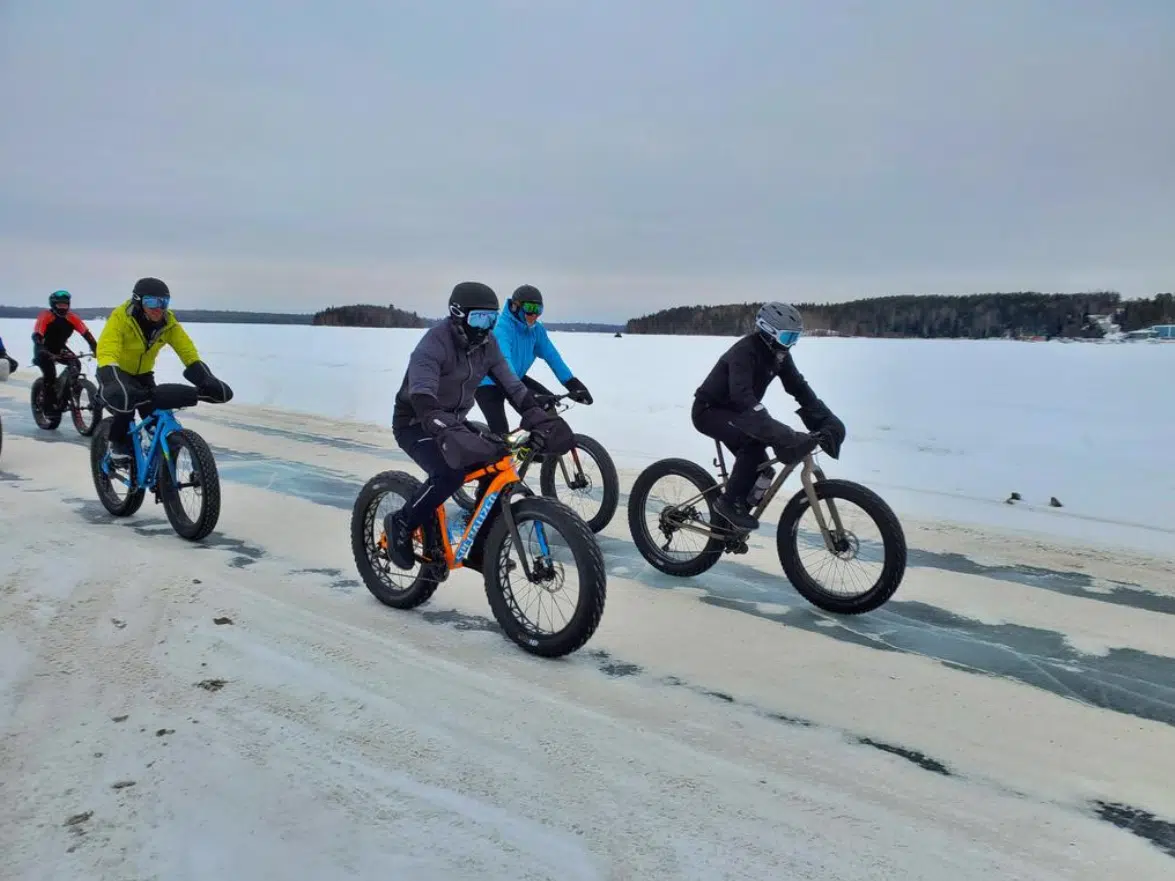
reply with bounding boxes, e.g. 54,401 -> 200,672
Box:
96,277 -> 232,462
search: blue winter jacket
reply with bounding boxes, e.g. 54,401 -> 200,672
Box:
479,306 -> 574,388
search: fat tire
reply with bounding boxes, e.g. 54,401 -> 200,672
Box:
351,470 -> 444,610
482,496 -> 606,658
30,378 -> 61,430
72,378 -> 101,437
89,417 -> 146,517
775,479 -> 907,614
627,457 -> 725,577
538,433 -> 619,533
159,429 -> 221,541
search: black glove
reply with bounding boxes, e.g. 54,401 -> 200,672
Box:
796,400 -> 845,459
183,360 -> 234,403
564,376 -> 593,405
520,405 -> 557,431
4,354 -> 16,373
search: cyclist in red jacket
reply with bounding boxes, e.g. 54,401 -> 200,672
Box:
32,290 -> 97,413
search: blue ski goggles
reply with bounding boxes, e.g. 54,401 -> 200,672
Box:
464,308 -> 499,330
756,317 -> 801,348
141,294 -> 170,310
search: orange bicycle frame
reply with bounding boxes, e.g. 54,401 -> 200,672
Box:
425,453 -> 521,570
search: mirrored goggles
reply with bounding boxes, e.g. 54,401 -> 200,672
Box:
465,308 -> 499,330
757,317 -> 801,348
518,300 -> 543,316
141,295 -> 170,310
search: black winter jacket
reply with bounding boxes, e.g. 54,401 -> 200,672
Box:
392,321 -> 536,431
694,333 -> 821,414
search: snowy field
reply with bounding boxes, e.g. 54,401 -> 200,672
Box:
2,318 -> 1175,879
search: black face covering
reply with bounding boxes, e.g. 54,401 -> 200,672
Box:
451,317 -> 490,349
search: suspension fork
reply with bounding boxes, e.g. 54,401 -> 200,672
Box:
799,458 -> 847,552
499,482 -> 540,581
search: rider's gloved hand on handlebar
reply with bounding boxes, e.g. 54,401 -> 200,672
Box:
563,376 -> 593,405
183,360 -> 234,403
795,399 -> 845,459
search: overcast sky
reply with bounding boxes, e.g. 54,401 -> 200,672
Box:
1,0 -> 1172,322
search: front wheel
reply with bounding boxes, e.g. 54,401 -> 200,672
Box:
351,470 -> 446,610
538,433 -> 619,533
159,428 -> 221,540
775,478 -> 907,614
482,497 -> 607,658
627,458 -> 725,577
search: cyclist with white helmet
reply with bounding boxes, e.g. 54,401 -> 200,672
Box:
692,301 -> 845,530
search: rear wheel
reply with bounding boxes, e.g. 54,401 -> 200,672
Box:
159,428 -> 221,540
627,458 -> 726,577
70,378 -> 101,437
30,378 -> 61,430
90,417 -> 145,517
775,479 -> 907,614
538,433 -> 619,533
482,497 -> 606,658
351,470 -> 446,610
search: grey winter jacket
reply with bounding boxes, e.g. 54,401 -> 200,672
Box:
392,321 -> 535,430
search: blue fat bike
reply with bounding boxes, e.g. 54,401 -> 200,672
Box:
89,383 -> 224,541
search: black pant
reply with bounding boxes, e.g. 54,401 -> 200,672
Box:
393,422 -> 471,531
34,350 -> 59,398
475,375 -> 553,435
101,372 -> 158,443
691,400 -> 770,505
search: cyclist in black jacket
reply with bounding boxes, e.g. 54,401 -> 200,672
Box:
384,281 -> 563,570
693,301 -> 845,531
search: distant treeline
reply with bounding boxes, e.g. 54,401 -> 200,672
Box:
0,306 -> 314,324
625,292 -> 1175,339
310,303 -> 623,333
311,303 -> 430,328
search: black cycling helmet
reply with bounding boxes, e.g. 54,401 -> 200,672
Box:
448,281 -> 499,347
509,284 -> 543,320
755,301 -> 803,351
49,289 -> 71,313
131,277 -> 171,324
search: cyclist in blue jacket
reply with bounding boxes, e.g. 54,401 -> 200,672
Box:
474,284 -> 593,434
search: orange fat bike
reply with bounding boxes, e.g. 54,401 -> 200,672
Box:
351,424 -> 607,658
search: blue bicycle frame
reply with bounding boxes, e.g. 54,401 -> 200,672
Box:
100,408 -> 185,491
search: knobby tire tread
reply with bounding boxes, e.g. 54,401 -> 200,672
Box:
538,433 -> 619,533
483,496 -> 607,658
627,457 -> 725,577
775,478 -> 907,614
351,470 -> 443,610
160,429 -> 222,541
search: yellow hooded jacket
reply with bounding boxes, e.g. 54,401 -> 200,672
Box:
96,299 -> 201,376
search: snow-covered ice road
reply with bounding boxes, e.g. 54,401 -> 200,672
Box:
2,381 -> 1174,879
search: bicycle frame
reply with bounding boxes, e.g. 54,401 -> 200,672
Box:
102,408 -> 184,491
421,429 -> 551,580
668,442 -> 849,553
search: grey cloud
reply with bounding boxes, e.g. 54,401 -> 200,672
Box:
1,0 -> 1173,320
